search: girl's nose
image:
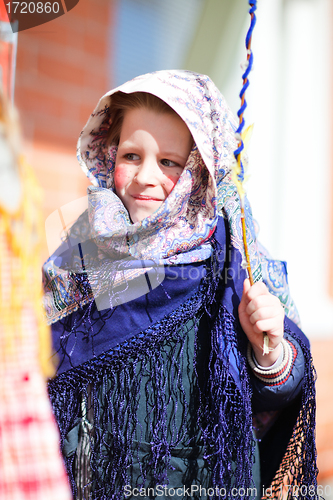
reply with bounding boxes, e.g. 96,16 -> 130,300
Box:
134,158 -> 159,186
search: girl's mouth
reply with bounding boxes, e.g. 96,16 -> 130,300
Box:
132,195 -> 163,202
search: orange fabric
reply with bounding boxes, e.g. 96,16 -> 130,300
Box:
0,3 -> 9,22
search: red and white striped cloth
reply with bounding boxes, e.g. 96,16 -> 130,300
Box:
0,365 -> 72,499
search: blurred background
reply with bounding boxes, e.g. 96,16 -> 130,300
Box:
1,0 -> 333,494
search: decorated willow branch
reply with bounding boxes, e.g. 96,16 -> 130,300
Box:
232,0 -> 270,354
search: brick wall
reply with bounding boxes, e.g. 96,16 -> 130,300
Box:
16,0 -> 113,148
15,0 -> 114,259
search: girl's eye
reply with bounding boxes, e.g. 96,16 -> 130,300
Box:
125,153 -> 140,161
160,159 -> 178,168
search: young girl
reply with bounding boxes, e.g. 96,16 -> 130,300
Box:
44,70 -> 317,499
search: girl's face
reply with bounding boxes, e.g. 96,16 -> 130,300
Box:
114,107 -> 193,223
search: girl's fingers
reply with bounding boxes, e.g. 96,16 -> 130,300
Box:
239,279 -> 284,346
239,279 -> 251,315
245,296 -> 280,316
243,278 -> 251,294
248,306 -> 283,325
251,318 -> 282,336
244,281 -> 269,301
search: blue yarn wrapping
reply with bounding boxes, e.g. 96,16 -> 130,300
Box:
233,0 -> 257,183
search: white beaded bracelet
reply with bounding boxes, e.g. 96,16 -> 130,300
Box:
247,339 -> 294,385
252,344 -> 284,371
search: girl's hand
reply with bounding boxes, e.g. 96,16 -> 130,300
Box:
238,279 -> 285,367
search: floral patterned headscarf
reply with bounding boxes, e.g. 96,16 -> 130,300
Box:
78,70 -> 262,265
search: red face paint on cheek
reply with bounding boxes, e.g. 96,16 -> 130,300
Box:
114,165 -> 131,193
163,174 -> 181,195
